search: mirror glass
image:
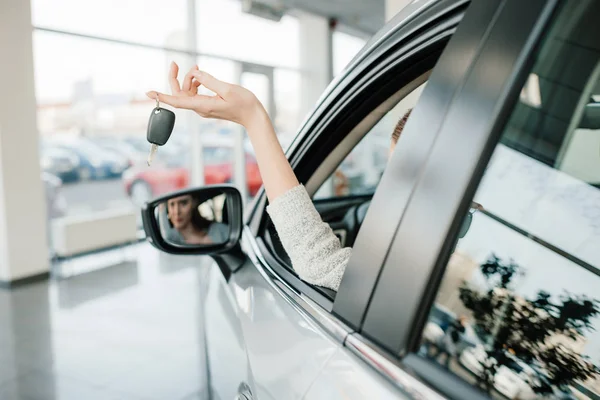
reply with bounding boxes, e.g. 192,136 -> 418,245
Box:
154,191 -> 230,247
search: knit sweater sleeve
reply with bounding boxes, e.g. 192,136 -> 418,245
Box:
266,185 -> 351,291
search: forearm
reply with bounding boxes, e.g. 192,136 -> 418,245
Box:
244,107 -> 299,203
267,185 -> 350,290
243,107 -> 350,290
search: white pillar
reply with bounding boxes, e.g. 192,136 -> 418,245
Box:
0,0 -> 50,284
298,11 -> 334,197
186,0 -> 205,187
386,0 -> 413,21
298,11 -> 333,119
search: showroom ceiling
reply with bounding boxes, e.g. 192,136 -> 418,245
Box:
242,0 -> 387,36
290,0 -> 385,35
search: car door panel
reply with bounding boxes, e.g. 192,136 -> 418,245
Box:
205,242 -> 343,400
234,264 -> 339,400
302,348 -> 406,400
203,265 -> 249,400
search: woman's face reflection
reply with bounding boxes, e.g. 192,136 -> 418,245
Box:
167,195 -> 194,230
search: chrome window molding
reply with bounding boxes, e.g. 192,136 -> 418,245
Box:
345,334 -> 447,400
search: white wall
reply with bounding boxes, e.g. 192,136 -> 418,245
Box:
0,0 -> 49,282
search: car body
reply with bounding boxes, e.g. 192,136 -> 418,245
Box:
87,136 -> 147,167
122,135 -> 183,162
42,172 -> 66,219
422,304 -> 481,355
45,138 -> 129,180
39,146 -> 80,183
123,145 -> 262,206
459,346 -> 538,400
142,1 -> 600,399
42,172 -> 66,258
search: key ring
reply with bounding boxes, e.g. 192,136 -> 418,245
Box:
155,95 -> 160,108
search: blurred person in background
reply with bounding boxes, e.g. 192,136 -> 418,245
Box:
436,315 -> 468,368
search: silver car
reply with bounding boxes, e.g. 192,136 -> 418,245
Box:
143,1 -> 600,399
42,172 -> 66,220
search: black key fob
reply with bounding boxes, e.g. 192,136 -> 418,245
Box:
147,106 -> 175,146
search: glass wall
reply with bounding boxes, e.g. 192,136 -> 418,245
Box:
333,30 -> 367,77
33,1 -> 374,257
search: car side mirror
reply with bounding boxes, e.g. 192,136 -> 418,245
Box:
141,185 -> 243,255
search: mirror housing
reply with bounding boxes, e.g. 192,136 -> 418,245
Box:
141,185 -> 243,255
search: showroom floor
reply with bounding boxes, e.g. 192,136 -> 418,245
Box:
0,243 -> 213,400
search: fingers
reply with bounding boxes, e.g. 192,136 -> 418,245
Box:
169,62 -> 181,94
192,79 -> 201,94
146,91 -> 193,109
182,65 -> 199,93
146,91 -> 218,114
192,71 -> 230,97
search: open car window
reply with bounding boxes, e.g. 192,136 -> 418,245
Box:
262,81 -> 428,305
313,83 -> 426,200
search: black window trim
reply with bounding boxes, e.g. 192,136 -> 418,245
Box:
254,39 -> 452,313
358,0 -> 561,382
333,0 -> 495,330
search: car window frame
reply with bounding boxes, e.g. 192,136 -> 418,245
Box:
351,0 -> 563,398
312,111 -> 408,200
333,0 -> 510,330
246,0 -> 472,314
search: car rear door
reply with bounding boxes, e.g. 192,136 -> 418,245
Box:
337,1 -> 599,400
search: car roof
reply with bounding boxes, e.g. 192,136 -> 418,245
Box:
327,0 -> 462,94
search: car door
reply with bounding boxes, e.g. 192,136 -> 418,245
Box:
344,1 -> 599,400
201,1 -> 486,399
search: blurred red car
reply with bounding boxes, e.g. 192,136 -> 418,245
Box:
123,146 -> 262,205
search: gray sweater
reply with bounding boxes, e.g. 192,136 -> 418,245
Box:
266,185 -> 351,291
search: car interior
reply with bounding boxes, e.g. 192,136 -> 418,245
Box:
262,73 -> 430,299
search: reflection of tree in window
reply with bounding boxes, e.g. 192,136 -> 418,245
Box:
459,254 -> 600,395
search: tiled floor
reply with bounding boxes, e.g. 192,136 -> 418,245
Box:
0,243 -> 213,400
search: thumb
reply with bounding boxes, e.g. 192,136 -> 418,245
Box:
146,91 -> 195,110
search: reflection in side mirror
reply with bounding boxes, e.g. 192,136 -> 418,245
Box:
141,185 -> 243,255
156,193 -> 228,247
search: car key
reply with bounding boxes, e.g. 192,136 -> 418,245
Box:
147,96 -> 176,165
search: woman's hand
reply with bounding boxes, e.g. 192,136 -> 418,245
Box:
146,62 -> 266,129
149,62 -> 299,202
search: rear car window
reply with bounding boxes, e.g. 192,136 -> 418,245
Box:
416,3 -> 600,399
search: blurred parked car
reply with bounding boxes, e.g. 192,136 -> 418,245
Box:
42,172 -> 66,219
123,145 -> 262,206
40,146 -> 80,183
122,135 -> 182,162
46,138 -> 129,180
87,137 -> 146,167
42,172 -> 66,258
425,304 -> 482,355
460,345 -> 539,400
